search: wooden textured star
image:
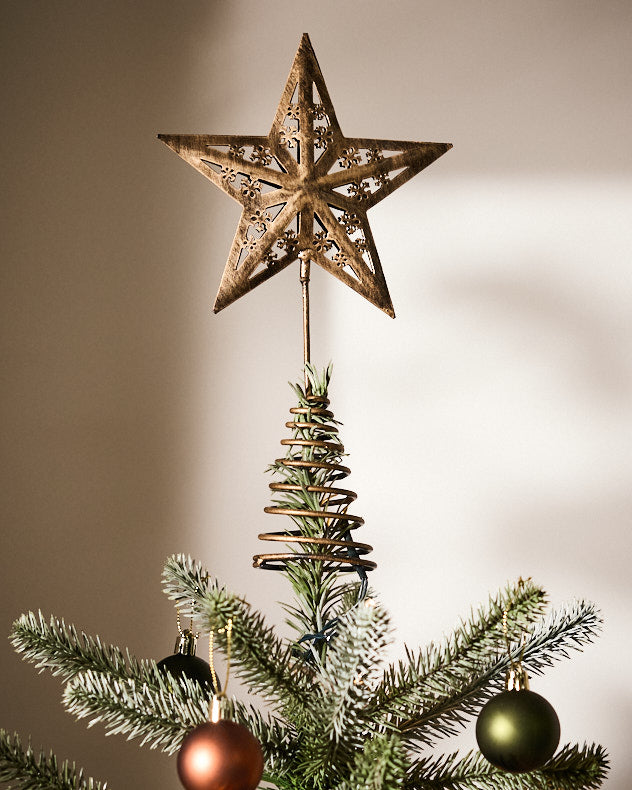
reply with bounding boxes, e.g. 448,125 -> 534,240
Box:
159,34 -> 451,317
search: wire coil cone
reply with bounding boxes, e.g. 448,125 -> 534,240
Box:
253,393 -> 376,573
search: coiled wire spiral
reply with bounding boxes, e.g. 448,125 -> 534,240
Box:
252,392 -> 376,574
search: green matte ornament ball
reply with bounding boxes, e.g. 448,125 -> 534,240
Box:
476,689 -> 560,773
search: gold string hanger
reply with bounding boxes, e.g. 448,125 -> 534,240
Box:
502,585 -> 529,691
173,604 -> 201,657
176,606 -> 196,637
208,618 -> 233,722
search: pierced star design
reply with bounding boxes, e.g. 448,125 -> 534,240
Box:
159,34 -> 451,317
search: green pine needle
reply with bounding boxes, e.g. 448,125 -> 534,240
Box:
10,612 -> 143,683
0,730 -> 105,790
375,579 -> 547,722
162,555 -> 309,712
63,665 -> 292,764
335,732 -> 409,790
63,668 -> 204,754
406,743 -> 609,790
295,596 -> 393,783
397,599 -> 602,744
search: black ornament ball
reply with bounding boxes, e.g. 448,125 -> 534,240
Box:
157,653 -> 216,690
177,720 -> 264,790
476,689 -> 560,773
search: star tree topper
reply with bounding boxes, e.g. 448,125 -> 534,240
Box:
159,34 -> 451,317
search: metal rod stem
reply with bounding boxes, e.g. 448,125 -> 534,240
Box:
299,254 -> 311,391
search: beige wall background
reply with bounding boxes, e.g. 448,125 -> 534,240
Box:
2,1 -> 631,787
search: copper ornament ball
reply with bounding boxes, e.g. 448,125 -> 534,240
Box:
177,720 -> 264,790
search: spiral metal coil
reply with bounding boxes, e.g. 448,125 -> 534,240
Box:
253,393 -> 376,573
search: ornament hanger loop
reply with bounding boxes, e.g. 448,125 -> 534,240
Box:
176,605 -> 197,638
502,607 -> 529,691
208,618 -> 233,720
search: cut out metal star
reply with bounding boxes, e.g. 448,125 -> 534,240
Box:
159,33 -> 451,317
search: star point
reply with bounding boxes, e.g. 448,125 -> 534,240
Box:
159,33 -> 451,316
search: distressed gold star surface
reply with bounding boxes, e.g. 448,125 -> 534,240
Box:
159,34 -> 451,317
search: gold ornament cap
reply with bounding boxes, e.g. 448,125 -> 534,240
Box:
174,628 -> 198,657
505,665 -> 530,691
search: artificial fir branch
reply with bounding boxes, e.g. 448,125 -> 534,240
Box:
295,596 -> 393,783
162,555 -> 309,710
375,579 -> 547,720
334,732 -> 409,790
317,596 -> 392,739
282,561 -> 334,637
267,363 -> 356,644
520,600 -> 602,670
406,743 -> 609,790
538,743 -> 609,790
398,600 -> 602,744
63,667 -> 293,766
10,612 -> 143,683
63,669 -> 205,754
228,699 -> 297,783
0,730 -> 105,790
262,363 -> 375,669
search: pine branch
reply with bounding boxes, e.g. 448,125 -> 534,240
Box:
0,730 -> 105,790
298,362 -> 334,401
162,555 -> 308,713
397,600 -> 601,745
229,699 -> 297,782
265,365 -> 368,651
295,597 -> 393,783
10,611 -> 144,683
373,579 -> 546,723
540,743 -> 609,789
319,597 -> 392,738
334,732 -> 409,790
63,666 -> 293,766
63,668 -> 203,753
406,743 -> 609,790
281,561 -> 345,639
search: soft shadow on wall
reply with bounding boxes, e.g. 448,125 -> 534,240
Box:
0,3 -> 233,788
329,177 -> 632,789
